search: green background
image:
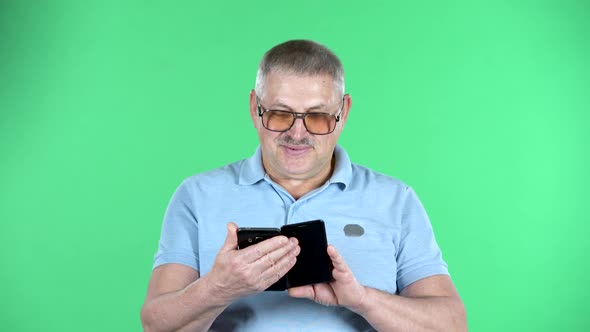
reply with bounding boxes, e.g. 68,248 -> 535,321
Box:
1,0 -> 588,331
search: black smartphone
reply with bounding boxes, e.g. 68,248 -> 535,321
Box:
280,220 -> 332,288
236,220 -> 332,290
236,227 -> 280,250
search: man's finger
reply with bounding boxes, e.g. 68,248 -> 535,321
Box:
241,235 -> 290,264
312,283 -> 338,306
219,222 -> 239,253
288,285 -> 314,299
327,245 -> 357,285
258,237 -> 299,268
258,246 -> 298,284
327,245 -> 347,270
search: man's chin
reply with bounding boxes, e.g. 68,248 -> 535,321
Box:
276,161 -> 317,179
280,165 -> 312,177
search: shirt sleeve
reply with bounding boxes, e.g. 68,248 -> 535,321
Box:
153,179 -> 200,272
395,186 -> 449,291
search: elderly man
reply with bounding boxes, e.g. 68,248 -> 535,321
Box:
141,40 -> 467,331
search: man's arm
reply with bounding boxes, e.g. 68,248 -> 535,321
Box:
353,275 -> 466,332
140,264 -> 227,332
289,245 -> 467,332
141,223 -> 300,332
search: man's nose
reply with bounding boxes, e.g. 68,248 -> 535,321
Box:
287,115 -> 308,139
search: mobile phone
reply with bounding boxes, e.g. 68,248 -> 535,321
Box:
237,227 -> 280,250
236,220 -> 332,290
280,220 -> 332,288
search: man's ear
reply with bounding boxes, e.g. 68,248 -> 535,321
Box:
339,94 -> 352,124
249,89 -> 259,128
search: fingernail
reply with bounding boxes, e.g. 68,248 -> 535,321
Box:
289,238 -> 298,245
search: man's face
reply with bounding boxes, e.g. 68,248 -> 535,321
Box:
249,71 -> 351,183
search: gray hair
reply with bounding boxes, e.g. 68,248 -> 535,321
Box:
255,40 -> 345,98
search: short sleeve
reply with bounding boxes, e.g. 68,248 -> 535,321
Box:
153,179 -> 200,272
396,187 -> 448,291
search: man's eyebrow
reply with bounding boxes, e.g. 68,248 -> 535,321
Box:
306,104 -> 327,111
271,101 -> 328,111
270,102 -> 293,110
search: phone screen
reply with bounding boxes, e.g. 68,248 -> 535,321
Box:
281,220 -> 332,288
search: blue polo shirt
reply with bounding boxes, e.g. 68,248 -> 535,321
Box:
153,145 -> 449,331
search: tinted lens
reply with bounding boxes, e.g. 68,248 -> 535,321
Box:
263,111 -> 294,131
262,110 -> 337,135
304,113 -> 335,134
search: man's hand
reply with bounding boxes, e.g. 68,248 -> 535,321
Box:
289,245 -> 467,331
288,245 -> 367,313
202,222 -> 300,304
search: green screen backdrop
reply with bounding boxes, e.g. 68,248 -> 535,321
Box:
1,1 -> 588,331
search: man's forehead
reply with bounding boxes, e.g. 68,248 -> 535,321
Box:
261,71 -> 338,100
260,90 -> 338,110
265,69 -> 335,84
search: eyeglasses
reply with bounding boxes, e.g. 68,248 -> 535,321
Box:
256,96 -> 343,135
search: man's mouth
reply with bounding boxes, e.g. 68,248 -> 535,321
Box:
281,144 -> 311,156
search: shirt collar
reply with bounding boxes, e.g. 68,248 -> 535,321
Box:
238,144 -> 352,189
329,144 -> 352,189
238,146 -> 266,185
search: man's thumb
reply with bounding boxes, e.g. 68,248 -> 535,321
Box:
220,222 -> 239,252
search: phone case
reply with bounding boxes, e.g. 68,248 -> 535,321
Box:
237,220 -> 332,291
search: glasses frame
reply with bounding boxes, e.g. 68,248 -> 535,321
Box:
256,96 -> 344,135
